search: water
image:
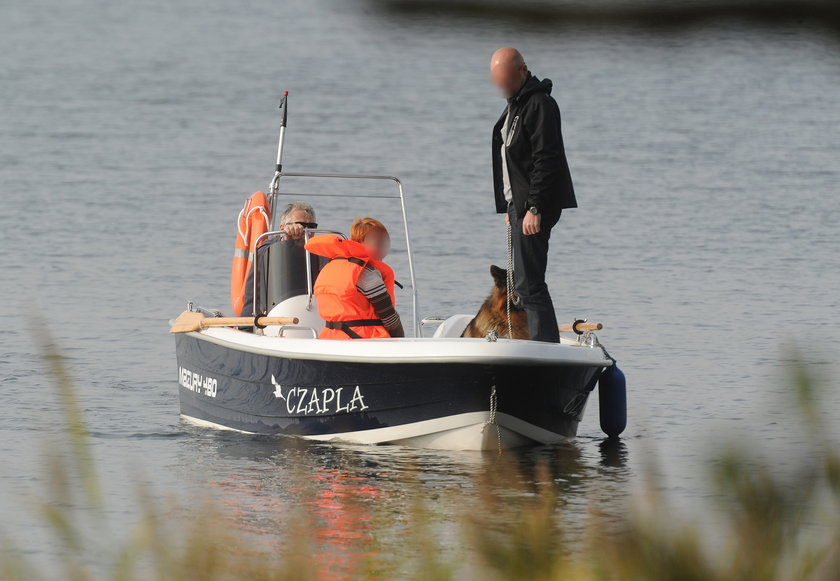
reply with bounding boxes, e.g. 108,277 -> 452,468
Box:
1,0 -> 839,575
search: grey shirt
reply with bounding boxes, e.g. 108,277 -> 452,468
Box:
500,105 -> 513,204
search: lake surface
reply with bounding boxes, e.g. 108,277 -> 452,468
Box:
1,0 -> 839,576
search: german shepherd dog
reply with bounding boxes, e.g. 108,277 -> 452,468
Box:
461,265 -> 529,339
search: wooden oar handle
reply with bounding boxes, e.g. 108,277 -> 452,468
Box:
202,316 -> 299,328
170,312 -> 300,334
558,321 -> 603,334
250,316 -> 299,328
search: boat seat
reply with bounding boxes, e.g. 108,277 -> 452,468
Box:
264,295 -> 325,338
432,314 -> 474,338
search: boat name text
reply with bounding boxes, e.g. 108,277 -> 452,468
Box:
271,375 -> 368,415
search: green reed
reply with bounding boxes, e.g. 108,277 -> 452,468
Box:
5,328 -> 838,580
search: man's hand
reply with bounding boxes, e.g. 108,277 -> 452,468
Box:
522,211 -> 541,235
283,223 -> 305,240
505,213 -> 510,226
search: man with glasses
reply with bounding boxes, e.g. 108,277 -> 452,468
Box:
273,202 -> 318,240
240,202 -> 318,318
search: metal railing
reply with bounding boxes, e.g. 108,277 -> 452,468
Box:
276,326 -> 319,339
266,172 -> 421,337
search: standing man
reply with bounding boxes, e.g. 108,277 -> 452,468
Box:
490,47 -> 577,343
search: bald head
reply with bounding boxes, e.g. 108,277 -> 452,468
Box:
490,47 -> 528,98
491,47 -> 524,70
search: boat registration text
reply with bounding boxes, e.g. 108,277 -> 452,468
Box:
178,366 -> 218,398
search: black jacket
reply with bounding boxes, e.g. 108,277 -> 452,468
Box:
492,74 -> 577,221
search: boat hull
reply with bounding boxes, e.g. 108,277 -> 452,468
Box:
174,331 -> 606,450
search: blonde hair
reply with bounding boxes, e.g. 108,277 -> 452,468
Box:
350,217 -> 388,243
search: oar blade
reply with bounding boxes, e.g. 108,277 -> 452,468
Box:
169,311 -> 205,334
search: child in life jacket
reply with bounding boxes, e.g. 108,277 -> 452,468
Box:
305,217 -> 405,339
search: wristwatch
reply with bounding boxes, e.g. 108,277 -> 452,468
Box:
528,206 -> 539,215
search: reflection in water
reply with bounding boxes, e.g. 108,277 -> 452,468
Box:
599,437 -> 629,469
178,427 -> 633,576
303,467 -> 383,578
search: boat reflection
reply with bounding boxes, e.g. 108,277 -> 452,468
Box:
176,426 -> 632,577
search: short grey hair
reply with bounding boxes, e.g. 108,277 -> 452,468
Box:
279,201 -> 315,225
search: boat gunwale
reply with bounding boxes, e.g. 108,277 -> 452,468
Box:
177,326 -> 612,367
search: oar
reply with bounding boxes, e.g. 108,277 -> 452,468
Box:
170,311 -> 299,334
558,321 -> 603,334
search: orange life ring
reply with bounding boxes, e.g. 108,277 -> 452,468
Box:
231,191 -> 271,316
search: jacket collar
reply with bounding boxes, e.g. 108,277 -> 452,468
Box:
507,73 -> 552,105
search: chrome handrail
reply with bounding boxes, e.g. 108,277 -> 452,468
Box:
277,325 -> 319,339
269,172 -> 421,337
251,230 -> 286,320
420,316 -> 447,338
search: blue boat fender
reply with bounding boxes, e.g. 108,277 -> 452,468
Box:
598,360 -> 626,438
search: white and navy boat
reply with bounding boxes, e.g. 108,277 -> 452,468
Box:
171,94 -> 626,451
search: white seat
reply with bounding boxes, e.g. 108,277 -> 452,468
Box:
264,295 -> 324,338
432,314 -> 475,338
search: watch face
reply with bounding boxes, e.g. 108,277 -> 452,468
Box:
529,206 -> 538,214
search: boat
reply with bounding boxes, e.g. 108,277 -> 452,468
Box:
171,93 -> 626,451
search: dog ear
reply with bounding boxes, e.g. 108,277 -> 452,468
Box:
490,265 -> 507,288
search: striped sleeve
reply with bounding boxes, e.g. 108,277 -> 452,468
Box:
356,266 -> 404,337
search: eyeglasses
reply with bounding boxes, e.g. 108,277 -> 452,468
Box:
285,221 -> 318,229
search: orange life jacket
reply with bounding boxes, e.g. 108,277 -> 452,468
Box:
304,235 -> 396,340
231,191 -> 271,316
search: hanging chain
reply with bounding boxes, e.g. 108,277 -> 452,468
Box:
483,222 -> 513,453
505,222 -> 514,339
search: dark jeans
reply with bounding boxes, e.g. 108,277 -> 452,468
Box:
507,205 -> 561,343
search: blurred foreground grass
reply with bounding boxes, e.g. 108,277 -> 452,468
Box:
3,329 -> 839,580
